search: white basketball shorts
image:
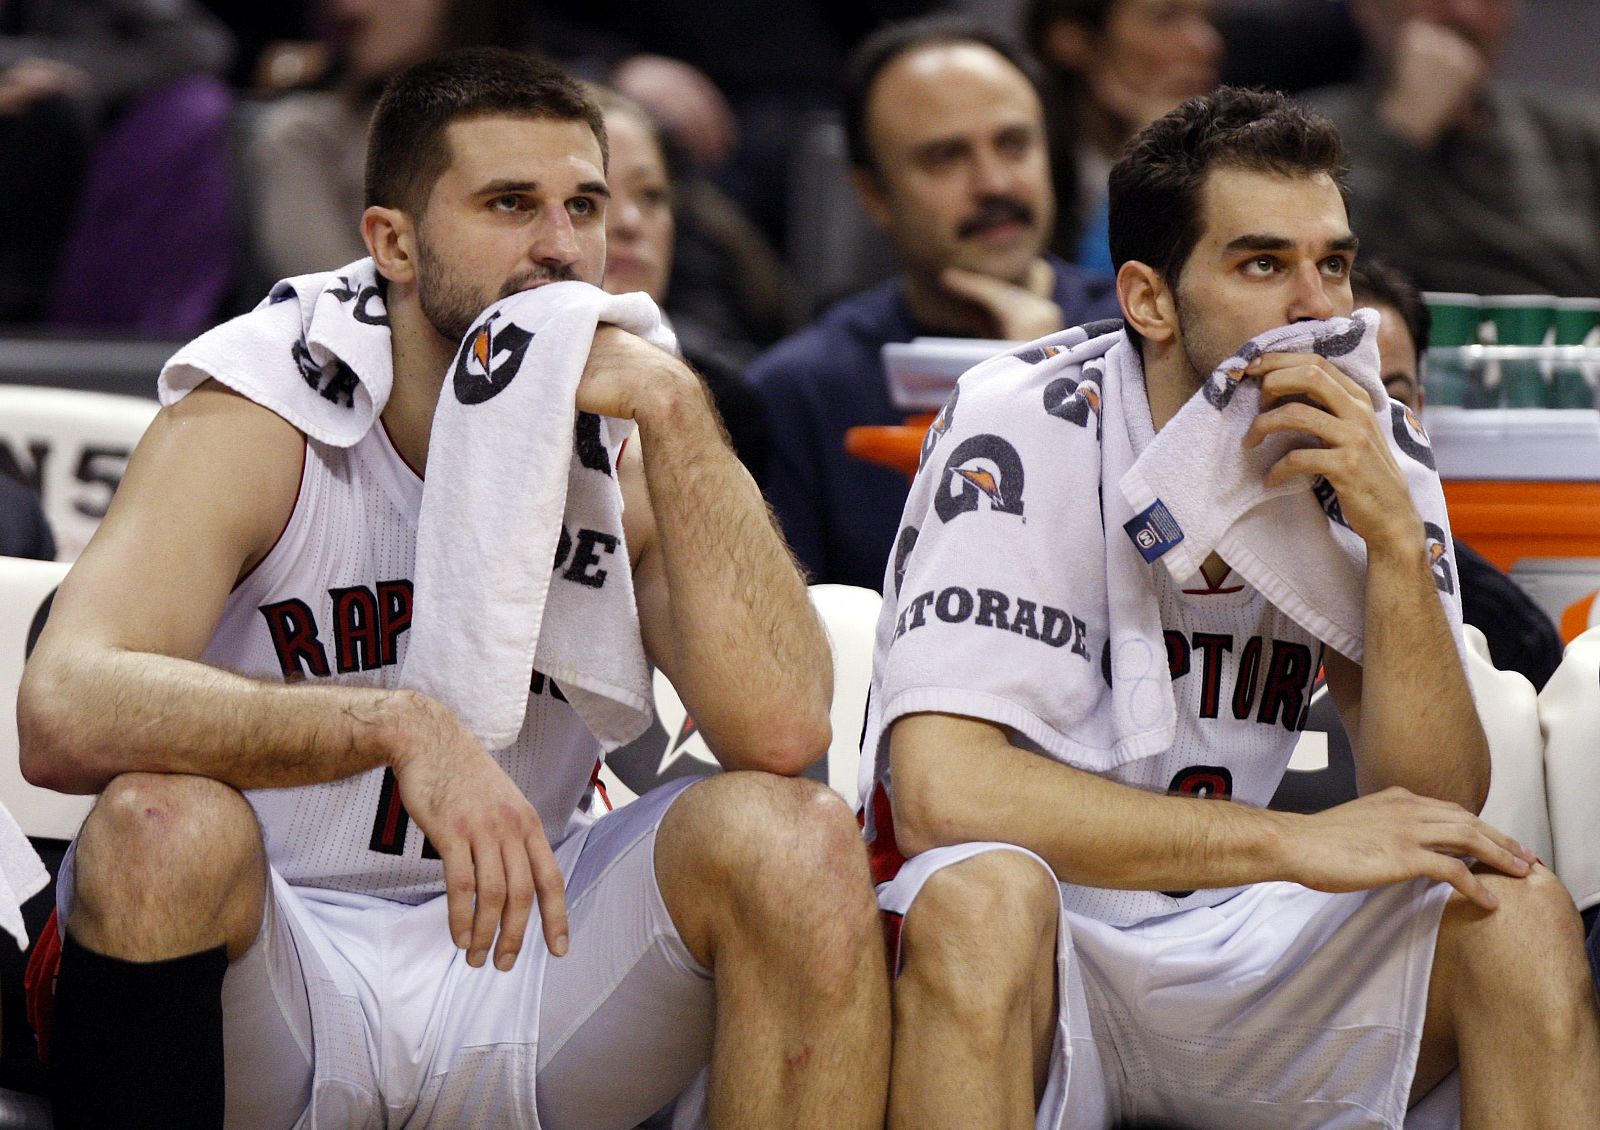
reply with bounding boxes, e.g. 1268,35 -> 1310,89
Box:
878,842 -> 1456,1130
56,777 -> 712,1130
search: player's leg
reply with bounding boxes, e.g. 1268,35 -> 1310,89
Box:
51,771 -> 279,1129
1413,864 -> 1600,1127
651,771 -> 891,1130
886,847 -> 1060,1130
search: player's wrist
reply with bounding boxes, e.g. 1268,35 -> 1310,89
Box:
369,688 -> 436,772
1252,807 -> 1309,883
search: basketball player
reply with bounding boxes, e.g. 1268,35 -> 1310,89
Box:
864,87 -> 1599,1128
17,49 -> 889,1129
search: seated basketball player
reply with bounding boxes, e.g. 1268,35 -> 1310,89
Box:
18,49 -> 889,1129
861,86 -> 1599,1129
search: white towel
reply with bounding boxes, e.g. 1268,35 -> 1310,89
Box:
161,259 -> 393,445
1118,307 -> 1465,667
402,281 -> 674,751
159,260 -> 669,753
864,312 -> 1464,776
0,803 -> 46,949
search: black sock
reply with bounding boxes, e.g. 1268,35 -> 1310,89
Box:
50,932 -> 228,1130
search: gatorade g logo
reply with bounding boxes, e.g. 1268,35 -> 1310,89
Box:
453,312 -> 534,405
1424,522 -> 1455,595
1390,402 -> 1436,470
920,385 -> 959,468
1043,367 -> 1103,438
327,275 -> 389,326
936,434 -> 1025,523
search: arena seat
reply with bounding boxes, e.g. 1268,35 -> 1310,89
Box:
0,387 -> 158,561
1538,624 -> 1600,913
1465,626 -> 1553,866
0,557 -> 93,842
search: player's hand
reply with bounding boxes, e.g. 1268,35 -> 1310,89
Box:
1285,787 -> 1538,911
939,261 -> 1064,342
578,324 -> 700,423
388,694 -> 568,969
1377,19 -> 1488,147
1240,351 -> 1420,553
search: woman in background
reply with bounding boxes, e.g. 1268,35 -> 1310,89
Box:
1026,0 -> 1222,273
594,87 -> 770,475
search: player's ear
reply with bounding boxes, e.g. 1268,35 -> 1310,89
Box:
363,206 -> 418,285
1118,261 -> 1178,345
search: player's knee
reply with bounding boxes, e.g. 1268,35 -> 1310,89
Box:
900,850 -> 1057,1018
76,772 -> 261,907
667,773 -> 877,959
1450,867 -> 1590,1028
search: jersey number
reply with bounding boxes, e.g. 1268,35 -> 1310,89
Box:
368,768 -> 440,859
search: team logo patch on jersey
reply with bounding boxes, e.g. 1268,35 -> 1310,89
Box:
453,312 -> 534,405
1424,522 -> 1455,595
936,435 -> 1026,522
650,668 -> 718,774
1390,402 -> 1436,470
327,274 -> 389,326
920,386 -> 960,468
1042,367 -> 1103,438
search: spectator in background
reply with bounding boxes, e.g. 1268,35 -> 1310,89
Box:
0,0 -> 233,328
249,2 -> 789,363
592,87 -> 769,473
246,0 -> 525,283
0,478 -> 55,562
1352,258 -> 1564,688
1026,0 -> 1222,273
528,1 -> 943,254
750,17 -> 1119,592
1306,0 -> 1600,297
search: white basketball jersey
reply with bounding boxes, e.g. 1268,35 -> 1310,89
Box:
1055,563 -> 1324,925
202,423 -> 600,903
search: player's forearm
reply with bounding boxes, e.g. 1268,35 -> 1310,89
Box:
1352,537 -> 1490,811
18,646 -> 417,794
634,373 -> 832,774
891,717 -> 1302,892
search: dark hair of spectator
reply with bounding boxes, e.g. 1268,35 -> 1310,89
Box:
1024,0 -> 1115,55
1351,259 -> 1432,366
1108,87 -> 1349,285
365,47 -> 607,217
842,15 -> 1045,175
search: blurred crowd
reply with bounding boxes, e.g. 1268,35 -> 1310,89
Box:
3,0 -> 1599,595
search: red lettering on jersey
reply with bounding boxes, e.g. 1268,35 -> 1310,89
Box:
259,598 -> 331,679
376,579 -> 413,667
1257,640 -> 1315,730
330,585 -> 381,674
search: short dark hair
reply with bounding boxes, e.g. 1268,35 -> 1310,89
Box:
365,47 -> 607,217
1352,259 -> 1431,366
1108,87 -> 1349,284
842,15 -> 1044,173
